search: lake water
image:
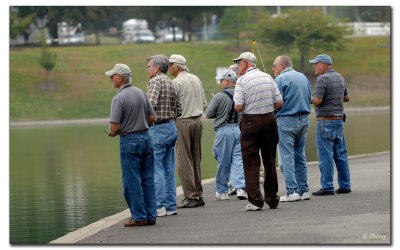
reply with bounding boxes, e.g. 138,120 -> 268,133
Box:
9,110 -> 390,244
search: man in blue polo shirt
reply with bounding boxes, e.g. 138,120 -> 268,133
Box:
272,55 -> 311,202
309,54 -> 351,196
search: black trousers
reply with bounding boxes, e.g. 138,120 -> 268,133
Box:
240,112 -> 280,208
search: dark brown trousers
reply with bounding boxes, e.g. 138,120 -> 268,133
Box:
240,113 -> 280,208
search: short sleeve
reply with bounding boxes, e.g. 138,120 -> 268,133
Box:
313,77 -> 326,99
110,97 -> 122,123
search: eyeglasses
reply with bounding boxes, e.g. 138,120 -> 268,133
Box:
272,64 -> 283,69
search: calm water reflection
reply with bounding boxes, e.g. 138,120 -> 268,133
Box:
9,111 -> 390,244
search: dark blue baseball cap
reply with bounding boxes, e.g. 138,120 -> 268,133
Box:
309,54 -> 332,65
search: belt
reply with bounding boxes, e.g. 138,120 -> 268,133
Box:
317,116 -> 343,121
243,112 -> 274,117
120,130 -> 148,136
150,118 -> 173,127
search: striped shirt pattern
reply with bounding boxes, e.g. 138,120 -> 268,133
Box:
147,72 -> 182,120
233,67 -> 282,114
313,68 -> 348,117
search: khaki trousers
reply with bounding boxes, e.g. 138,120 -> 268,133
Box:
175,117 -> 203,200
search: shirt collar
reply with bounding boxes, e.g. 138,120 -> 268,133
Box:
281,67 -> 293,74
223,85 -> 236,90
118,83 -> 132,93
246,67 -> 257,73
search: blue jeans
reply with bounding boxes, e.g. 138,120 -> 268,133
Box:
119,132 -> 157,222
316,119 -> 351,191
213,125 -> 245,193
149,121 -> 178,212
277,115 -> 310,195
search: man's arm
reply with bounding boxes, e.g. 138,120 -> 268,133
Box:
108,123 -> 120,137
344,95 -> 350,102
235,105 -> 243,113
311,96 -> 323,106
274,99 -> 283,109
149,114 -> 156,124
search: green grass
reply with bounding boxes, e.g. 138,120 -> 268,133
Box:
10,37 -> 390,121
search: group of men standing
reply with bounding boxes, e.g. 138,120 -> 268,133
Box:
105,50 -> 351,227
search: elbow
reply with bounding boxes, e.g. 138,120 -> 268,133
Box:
234,105 -> 243,113
344,95 -> 350,102
274,100 -> 283,109
149,114 -> 157,124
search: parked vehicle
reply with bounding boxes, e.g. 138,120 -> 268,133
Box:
122,19 -> 155,44
156,27 -> 184,43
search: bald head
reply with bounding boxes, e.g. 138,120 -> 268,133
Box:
272,55 -> 293,77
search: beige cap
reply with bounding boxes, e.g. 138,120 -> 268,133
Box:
105,63 -> 131,77
169,54 -> 186,65
232,52 -> 257,64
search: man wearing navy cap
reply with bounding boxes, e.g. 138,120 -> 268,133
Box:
309,54 -> 351,196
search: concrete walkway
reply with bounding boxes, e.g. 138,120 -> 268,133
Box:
51,152 -> 390,245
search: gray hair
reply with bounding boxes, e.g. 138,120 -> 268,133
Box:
124,76 -> 132,83
228,64 -> 240,75
175,63 -> 189,72
279,55 -> 293,68
147,54 -> 169,74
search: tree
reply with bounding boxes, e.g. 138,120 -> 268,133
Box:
256,8 -> 351,72
10,12 -> 35,47
219,7 -> 252,48
38,28 -> 57,82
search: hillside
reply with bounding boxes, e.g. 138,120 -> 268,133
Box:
9,36 -> 390,121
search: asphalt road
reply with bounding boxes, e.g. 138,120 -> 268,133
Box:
67,152 -> 391,245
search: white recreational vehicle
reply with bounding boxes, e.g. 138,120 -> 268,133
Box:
122,19 -> 155,44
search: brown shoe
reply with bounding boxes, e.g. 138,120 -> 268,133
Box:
124,217 -> 147,227
147,220 -> 156,225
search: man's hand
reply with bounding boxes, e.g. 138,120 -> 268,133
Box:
108,123 -> 120,137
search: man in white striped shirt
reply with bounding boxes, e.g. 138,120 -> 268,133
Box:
233,52 -> 283,211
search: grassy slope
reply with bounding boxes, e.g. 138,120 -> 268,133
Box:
9,36 -> 390,121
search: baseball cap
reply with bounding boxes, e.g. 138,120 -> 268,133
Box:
105,63 -> 131,77
232,52 -> 257,64
216,69 -> 238,83
309,54 -> 332,65
169,54 -> 186,65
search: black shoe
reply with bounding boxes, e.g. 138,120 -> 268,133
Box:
199,197 -> 205,206
312,189 -> 335,196
335,188 -> 351,194
177,198 -> 199,209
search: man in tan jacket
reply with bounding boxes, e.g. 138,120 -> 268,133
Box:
168,54 -> 207,208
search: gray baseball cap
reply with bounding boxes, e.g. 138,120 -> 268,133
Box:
105,63 -> 131,77
232,52 -> 257,64
309,54 -> 332,65
216,69 -> 238,83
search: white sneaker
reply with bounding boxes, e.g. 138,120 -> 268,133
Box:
228,187 -> 237,195
245,203 -> 262,211
300,192 -> 310,200
259,176 -> 264,184
280,192 -> 300,202
166,210 -> 177,216
157,207 -> 167,217
216,192 -> 229,200
236,189 -> 248,200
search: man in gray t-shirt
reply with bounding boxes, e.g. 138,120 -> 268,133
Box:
105,63 -> 157,227
206,69 -> 247,201
309,54 -> 351,197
